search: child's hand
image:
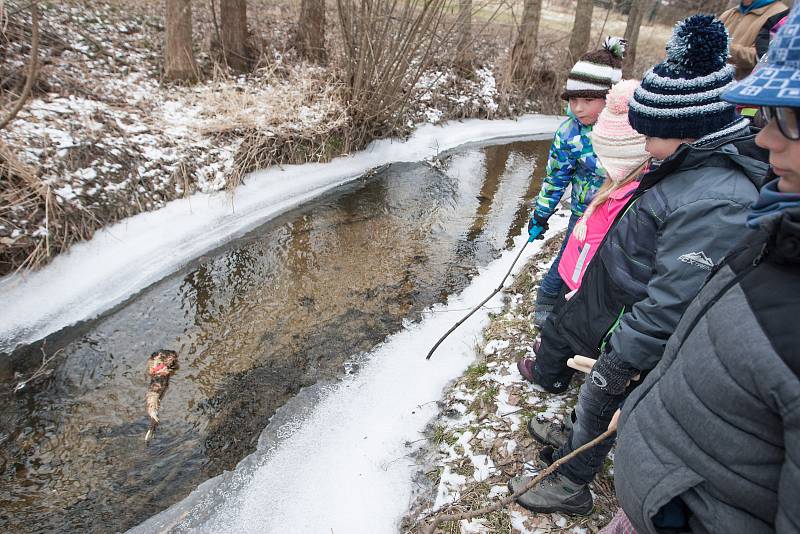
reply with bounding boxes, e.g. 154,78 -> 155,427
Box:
573,219 -> 587,241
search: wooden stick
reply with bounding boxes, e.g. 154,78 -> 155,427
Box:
426,239 -> 529,360
420,427 -> 617,534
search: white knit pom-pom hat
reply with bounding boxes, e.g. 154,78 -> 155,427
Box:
591,79 -> 649,182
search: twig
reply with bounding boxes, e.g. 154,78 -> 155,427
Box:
419,427 -> 616,533
14,343 -> 64,392
0,0 -> 38,131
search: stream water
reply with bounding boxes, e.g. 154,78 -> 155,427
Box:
0,138 -> 550,533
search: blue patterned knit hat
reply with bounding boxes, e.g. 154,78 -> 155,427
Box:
723,4 -> 800,106
629,15 -> 737,139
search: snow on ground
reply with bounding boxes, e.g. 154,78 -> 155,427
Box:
401,233 -> 619,533
0,115 -> 562,354
129,215 -> 570,534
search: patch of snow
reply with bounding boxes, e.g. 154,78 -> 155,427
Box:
483,338 -> 509,355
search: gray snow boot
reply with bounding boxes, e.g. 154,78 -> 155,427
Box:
507,473 -> 593,515
533,290 -> 557,329
527,416 -> 571,449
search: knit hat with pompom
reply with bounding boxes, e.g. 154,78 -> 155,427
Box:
562,37 -> 626,100
629,15 -> 738,139
591,80 -> 649,182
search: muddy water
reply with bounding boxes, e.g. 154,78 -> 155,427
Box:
0,139 -> 550,533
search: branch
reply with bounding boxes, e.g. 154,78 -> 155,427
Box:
419,427 -> 617,534
0,0 -> 38,132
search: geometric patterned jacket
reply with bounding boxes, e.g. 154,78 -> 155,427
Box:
533,112 -> 606,224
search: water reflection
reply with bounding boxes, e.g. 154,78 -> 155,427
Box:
0,139 -> 550,533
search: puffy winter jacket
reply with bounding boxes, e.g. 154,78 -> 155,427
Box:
533,113 -> 606,223
615,205 -> 800,534
555,122 -> 768,372
720,2 -> 789,79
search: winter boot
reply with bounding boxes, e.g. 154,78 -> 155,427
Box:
533,290 -> 557,330
508,473 -> 593,515
527,416 -> 571,449
538,445 -> 555,467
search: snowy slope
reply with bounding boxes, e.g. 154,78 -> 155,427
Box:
0,115 -> 562,354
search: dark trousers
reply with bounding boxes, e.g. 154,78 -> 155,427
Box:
554,378 -> 623,485
538,213 -> 581,297
532,286 -> 575,392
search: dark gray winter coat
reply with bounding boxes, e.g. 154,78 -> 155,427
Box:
557,126 -> 768,372
616,206 -> 800,534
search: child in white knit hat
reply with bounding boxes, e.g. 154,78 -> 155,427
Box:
518,79 -> 649,385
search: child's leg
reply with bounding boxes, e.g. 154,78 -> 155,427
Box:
537,212 -> 581,297
535,213 -> 581,327
553,378 -> 624,485
530,295 -> 576,392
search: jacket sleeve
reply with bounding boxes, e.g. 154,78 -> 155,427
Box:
534,123 -> 576,222
756,10 -> 790,58
776,397 -> 800,533
608,199 -> 752,371
730,42 -> 759,73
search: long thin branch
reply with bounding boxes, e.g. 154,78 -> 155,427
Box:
0,0 -> 38,131
420,427 -> 617,534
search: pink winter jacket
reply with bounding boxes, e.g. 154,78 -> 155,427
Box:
558,180 -> 640,291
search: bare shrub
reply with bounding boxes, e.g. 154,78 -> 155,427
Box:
335,0 -> 450,151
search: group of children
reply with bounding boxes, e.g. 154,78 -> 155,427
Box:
510,9 -> 800,533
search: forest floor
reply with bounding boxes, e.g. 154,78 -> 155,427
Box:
402,228 -> 619,534
0,0 -> 672,276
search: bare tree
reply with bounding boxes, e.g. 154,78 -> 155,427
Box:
296,0 -> 327,62
508,0 -> 542,82
623,0 -> 649,78
455,0 -> 474,74
220,0 -> 251,71
568,0 -> 595,63
165,0 -> 197,82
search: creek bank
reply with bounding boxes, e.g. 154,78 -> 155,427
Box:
403,225 -> 618,534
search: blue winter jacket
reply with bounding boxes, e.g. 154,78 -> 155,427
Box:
533,112 -> 606,223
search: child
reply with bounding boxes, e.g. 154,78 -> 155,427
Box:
615,7 -> 800,531
518,79 -> 650,387
510,15 -> 767,515
528,37 -> 626,329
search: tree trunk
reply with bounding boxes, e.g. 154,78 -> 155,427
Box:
165,0 -> 197,82
220,0 -> 250,71
622,0 -> 648,78
297,0 -> 326,62
568,0 -> 594,64
455,0 -> 473,74
509,0 -> 542,82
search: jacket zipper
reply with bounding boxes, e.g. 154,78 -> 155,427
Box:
599,306 -> 626,355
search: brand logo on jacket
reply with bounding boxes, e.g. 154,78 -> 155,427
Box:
678,251 -> 714,270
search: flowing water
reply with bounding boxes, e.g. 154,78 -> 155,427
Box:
0,138 -> 550,533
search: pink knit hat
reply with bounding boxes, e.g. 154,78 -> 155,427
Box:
591,79 -> 649,182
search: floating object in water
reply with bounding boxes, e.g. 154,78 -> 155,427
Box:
144,349 -> 179,444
